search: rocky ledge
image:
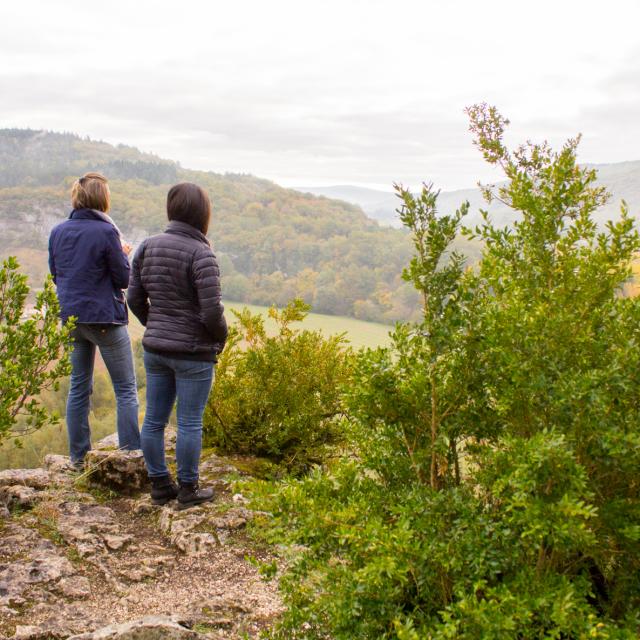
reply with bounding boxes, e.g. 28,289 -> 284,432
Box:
0,435 -> 281,639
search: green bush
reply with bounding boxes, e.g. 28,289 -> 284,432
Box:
0,256 -> 73,445
203,299 -> 353,473
247,105 -> 640,638
0,342 -> 148,469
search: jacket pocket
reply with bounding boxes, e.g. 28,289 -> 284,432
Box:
113,292 -> 127,321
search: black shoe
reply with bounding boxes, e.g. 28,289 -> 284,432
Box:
177,481 -> 214,510
150,474 -> 179,505
71,459 -> 85,472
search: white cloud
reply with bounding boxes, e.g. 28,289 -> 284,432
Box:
1,0 -> 639,190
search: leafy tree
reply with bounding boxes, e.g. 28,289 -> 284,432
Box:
463,103 -> 640,617
0,256 -> 73,443
342,181 -> 474,492
248,105 -> 640,638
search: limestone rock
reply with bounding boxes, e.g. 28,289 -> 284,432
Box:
96,429 -> 176,452
172,531 -> 219,555
43,453 -> 74,474
84,449 -> 148,494
11,602 -> 107,639
0,522 -> 44,555
131,494 -> 159,515
12,625 -> 68,640
157,502 -> 255,555
117,566 -> 154,582
103,533 -> 133,550
213,507 -> 254,530
199,457 -> 237,477
24,551 -> 74,583
158,505 -> 218,555
95,433 -> 120,449
55,501 -> 123,557
57,576 -> 92,599
67,615 -> 204,639
0,484 -> 40,509
0,540 -> 75,607
0,468 -> 50,489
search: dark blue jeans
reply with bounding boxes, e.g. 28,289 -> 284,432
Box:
141,350 -> 214,484
67,324 -> 140,463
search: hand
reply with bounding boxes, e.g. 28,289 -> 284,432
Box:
122,242 -> 133,256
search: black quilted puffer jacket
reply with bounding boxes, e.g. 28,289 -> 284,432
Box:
127,220 -> 228,361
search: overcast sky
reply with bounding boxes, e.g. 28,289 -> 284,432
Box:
1,0 -> 639,191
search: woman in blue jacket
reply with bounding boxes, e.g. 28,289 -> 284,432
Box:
48,172 -> 140,466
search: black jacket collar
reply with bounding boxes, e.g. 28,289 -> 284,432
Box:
165,220 -> 210,246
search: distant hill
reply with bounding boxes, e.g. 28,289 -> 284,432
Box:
0,129 -> 431,324
0,129 -> 179,187
296,185 -> 400,226
300,162 -> 640,229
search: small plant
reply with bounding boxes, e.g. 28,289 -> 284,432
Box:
204,299 -> 353,473
246,554 -> 278,581
33,501 -> 64,545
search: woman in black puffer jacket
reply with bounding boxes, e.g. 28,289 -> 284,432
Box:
127,183 -> 227,509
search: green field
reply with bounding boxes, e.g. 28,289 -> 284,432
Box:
128,301 -> 392,350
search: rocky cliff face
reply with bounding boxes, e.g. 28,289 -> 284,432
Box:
0,436 -> 281,639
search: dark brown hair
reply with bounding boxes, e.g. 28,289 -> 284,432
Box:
71,172 -> 111,212
166,182 -> 211,234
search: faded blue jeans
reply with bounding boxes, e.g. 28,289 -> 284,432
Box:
141,350 -> 214,484
67,324 -> 140,463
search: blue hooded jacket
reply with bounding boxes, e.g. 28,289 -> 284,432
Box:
48,208 -> 130,324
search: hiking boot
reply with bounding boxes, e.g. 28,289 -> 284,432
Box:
177,481 -> 214,510
150,474 -> 179,505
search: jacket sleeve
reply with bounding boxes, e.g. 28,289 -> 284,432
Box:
193,247 -> 228,349
105,226 -> 131,290
48,232 -> 57,284
126,242 -> 149,326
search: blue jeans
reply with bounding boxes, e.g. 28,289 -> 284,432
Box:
141,350 -> 214,484
67,324 -> 140,463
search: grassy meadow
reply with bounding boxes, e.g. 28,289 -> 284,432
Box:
127,302 -> 392,349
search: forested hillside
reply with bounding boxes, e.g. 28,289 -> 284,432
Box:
0,129 -> 463,323
12,130 -> 636,323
